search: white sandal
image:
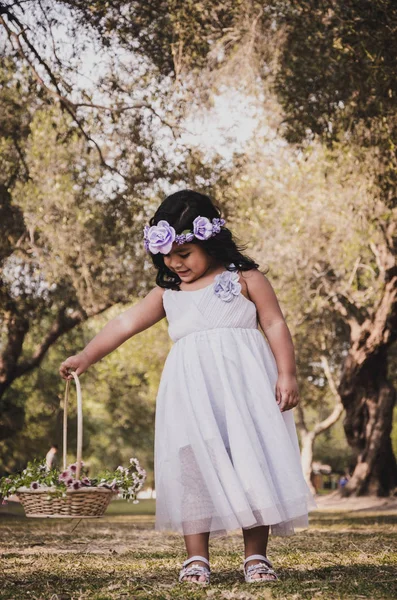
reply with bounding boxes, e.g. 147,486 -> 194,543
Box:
179,555 -> 211,585
243,554 -> 279,583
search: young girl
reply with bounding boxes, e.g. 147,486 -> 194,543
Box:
60,190 -> 317,585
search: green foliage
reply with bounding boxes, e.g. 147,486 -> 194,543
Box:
0,456 -> 146,502
313,419 -> 354,473
66,0 -> 247,76
226,137 -> 379,335
10,105 -> 147,310
0,459 -> 63,499
274,0 -> 397,205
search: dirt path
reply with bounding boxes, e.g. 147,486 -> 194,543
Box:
314,490 -> 397,512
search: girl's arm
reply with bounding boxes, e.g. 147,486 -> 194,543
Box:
59,286 -> 165,380
243,269 -> 299,412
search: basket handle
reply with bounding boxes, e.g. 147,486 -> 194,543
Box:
63,371 -> 83,481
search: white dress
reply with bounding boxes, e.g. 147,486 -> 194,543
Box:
154,267 -> 317,538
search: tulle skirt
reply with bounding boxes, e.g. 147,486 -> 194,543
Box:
154,327 -> 317,538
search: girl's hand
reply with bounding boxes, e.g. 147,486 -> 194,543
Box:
275,373 -> 300,412
59,351 -> 91,380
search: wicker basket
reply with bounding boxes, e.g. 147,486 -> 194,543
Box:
17,371 -> 115,518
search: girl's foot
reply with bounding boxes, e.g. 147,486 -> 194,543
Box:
179,555 -> 211,585
243,554 -> 278,582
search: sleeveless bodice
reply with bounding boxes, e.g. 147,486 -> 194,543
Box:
162,275 -> 258,343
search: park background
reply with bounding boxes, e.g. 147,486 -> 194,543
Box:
0,1 -> 396,599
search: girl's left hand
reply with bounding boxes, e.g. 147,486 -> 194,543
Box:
275,373 -> 300,412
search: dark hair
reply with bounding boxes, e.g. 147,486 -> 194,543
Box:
148,190 -> 261,290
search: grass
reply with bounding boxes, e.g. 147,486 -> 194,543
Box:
0,500 -> 396,600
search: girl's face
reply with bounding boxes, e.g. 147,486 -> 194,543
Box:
163,242 -> 217,282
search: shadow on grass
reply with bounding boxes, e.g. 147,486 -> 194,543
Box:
309,511 -> 397,527
275,564 -> 397,599
2,561 -> 397,599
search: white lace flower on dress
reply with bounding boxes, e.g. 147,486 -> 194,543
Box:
214,269 -> 241,302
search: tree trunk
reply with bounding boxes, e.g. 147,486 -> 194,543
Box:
296,356 -> 344,495
323,238 -> 397,497
339,348 -> 397,496
300,430 -> 316,495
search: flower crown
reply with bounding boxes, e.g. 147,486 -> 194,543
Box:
143,216 -> 225,254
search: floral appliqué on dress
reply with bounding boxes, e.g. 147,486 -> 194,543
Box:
214,269 -> 241,302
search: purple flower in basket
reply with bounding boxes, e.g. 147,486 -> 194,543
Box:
68,461 -> 84,473
214,269 -> 241,302
30,481 -> 40,490
98,482 -> 112,489
58,470 -> 70,481
66,477 -> 74,486
192,216 -> 213,240
71,481 -> 82,490
145,220 -> 176,254
81,477 -> 91,486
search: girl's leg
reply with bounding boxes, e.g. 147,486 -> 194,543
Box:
242,525 -> 276,580
182,532 -> 210,582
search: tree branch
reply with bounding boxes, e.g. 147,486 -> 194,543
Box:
316,268 -> 363,338
327,290 -> 362,339
369,236 -> 396,281
0,310 -> 29,387
0,6 -> 185,172
312,355 -> 344,436
353,274 -> 397,365
295,402 -> 309,435
13,303 -> 112,381
0,9 -> 122,176
0,301 -> 114,401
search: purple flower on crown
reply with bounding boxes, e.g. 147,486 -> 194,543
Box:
143,225 -> 150,252
175,231 -> 195,245
193,216 -> 213,240
144,220 -> 176,254
214,268 -> 241,302
211,217 -> 225,234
